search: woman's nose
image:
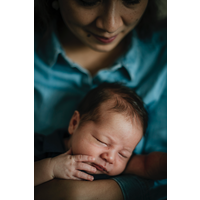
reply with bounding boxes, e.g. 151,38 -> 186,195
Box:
95,2 -> 123,33
100,152 -> 115,164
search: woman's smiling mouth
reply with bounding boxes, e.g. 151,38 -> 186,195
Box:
91,33 -> 118,44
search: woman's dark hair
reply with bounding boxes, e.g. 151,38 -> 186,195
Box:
34,0 -> 166,40
77,82 -> 148,135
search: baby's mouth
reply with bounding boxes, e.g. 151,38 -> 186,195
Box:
92,163 -> 108,173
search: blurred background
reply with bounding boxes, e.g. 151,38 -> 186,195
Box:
157,0 -> 167,20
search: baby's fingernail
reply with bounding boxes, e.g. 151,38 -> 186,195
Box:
90,176 -> 94,181
91,157 -> 95,161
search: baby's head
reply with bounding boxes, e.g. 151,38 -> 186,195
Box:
67,82 -> 148,176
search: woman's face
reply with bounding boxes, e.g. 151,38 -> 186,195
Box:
58,0 -> 148,52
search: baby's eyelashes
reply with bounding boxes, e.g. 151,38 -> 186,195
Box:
94,136 -> 108,147
118,153 -> 128,158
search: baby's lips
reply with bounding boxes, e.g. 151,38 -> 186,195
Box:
97,159 -> 108,169
92,163 -> 107,172
87,159 -> 111,173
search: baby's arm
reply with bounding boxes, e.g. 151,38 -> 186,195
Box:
34,149 -> 97,186
34,157 -> 55,186
124,152 -> 167,179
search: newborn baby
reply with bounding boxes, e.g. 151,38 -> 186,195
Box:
34,83 -> 166,186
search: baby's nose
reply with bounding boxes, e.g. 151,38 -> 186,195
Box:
100,152 -> 114,164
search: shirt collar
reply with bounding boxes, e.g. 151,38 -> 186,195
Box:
36,28 -> 141,80
118,30 -> 142,81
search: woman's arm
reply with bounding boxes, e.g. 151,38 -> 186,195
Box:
34,179 -> 124,200
124,152 -> 167,180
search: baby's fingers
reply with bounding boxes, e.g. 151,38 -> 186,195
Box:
77,162 -> 97,174
74,155 -> 95,162
74,170 -> 94,181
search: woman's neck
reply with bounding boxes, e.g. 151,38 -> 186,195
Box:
57,23 -> 127,76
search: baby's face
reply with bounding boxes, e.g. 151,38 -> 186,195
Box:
68,103 -> 143,176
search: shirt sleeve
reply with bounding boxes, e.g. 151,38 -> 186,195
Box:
112,175 -> 167,200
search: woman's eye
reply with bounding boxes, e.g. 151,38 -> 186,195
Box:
78,0 -> 140,7
123,0 -> 141,5
78,0 -> 101,6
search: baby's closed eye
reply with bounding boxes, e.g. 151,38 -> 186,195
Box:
94,137 -> 108,147
118,153 -> 128,158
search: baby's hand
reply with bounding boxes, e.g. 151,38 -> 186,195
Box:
51,149 -> 96,181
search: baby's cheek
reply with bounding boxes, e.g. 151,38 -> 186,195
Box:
76,143 -> 95,156
109,163 -> 127,176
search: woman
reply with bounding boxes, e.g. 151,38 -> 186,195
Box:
34,0 -> 167,199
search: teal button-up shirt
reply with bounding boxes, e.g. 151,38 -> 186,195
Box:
34,27 -> 167,200
35,28 -> 166,154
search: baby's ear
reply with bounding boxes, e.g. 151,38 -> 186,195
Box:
68,111 -> 80,135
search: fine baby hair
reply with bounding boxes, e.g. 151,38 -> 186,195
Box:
77,82 -> 148,134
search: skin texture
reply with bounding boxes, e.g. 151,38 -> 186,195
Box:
34,100 -> 144,199
57,0 -> 149,76
58,0 -> 148,52
67,100 -> 143,176
51,149 -> 96,181
34,99 -> 144,186
35,179 -> 124,200
34,150 -> 97,186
